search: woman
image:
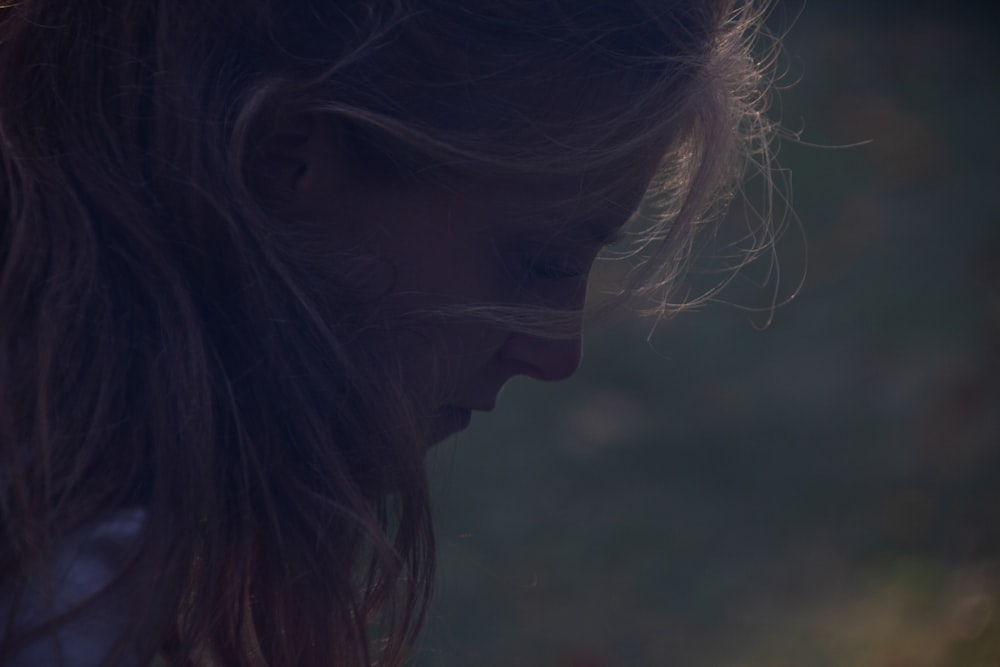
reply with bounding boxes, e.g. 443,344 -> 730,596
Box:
0,0 -> 777,665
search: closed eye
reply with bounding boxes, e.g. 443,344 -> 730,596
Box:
522,255 -> 588,282
521,225 -> 626,283
493,220 -> 626,290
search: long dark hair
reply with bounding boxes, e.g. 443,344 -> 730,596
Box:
0,1 -> 777,664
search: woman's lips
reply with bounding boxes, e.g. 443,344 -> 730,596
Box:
442,406 -> 472,428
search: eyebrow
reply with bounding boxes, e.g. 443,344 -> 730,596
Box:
547,216 -> 629,248
588,223 -> 626,246
564,200 -> 641,247
511,206 -> 634,248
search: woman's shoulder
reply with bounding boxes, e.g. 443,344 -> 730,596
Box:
1,508 -> 149,666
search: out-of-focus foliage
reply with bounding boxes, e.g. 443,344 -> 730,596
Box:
422,2 -> 1000,665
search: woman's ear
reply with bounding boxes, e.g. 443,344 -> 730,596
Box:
250,114 -> 347,210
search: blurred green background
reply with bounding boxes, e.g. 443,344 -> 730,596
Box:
420,2 -> 1000,665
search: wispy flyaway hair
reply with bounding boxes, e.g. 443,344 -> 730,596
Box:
0,1 -> 779,665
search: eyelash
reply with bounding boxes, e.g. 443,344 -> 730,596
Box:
521,256 -> 587,282
490,239 -> 591,286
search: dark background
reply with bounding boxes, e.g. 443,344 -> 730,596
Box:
420,2 -> 1000,665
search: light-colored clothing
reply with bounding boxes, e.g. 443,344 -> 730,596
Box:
1,508 -> 148,666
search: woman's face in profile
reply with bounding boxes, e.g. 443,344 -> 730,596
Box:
282,122 -> 662,445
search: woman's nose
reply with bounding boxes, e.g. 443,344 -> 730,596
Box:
499,332 -> 583,382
